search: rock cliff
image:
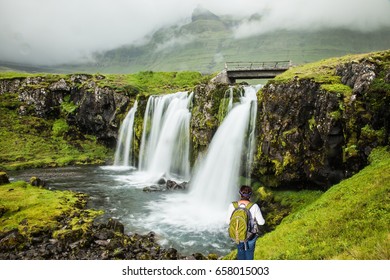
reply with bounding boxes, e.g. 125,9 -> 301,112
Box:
253,51 -> 389,188
0,74 -> 131,147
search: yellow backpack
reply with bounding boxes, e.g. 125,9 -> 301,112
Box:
228,202 -> 255,244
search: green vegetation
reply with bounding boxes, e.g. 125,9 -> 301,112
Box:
0,180 -> 103,239
0,95 -> 110,170
99,71 -> 209,95
0,70 -> 207,170
227,147 -> 390,259
274,50 -> 389,92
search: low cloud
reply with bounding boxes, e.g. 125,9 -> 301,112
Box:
0,0 -> 389,65
233,0 -> 390,38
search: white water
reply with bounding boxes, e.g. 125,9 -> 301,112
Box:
138,91 -> 193,181
143,85 -> 259,242
109,86 -> 260,254
113,101 -> 138,168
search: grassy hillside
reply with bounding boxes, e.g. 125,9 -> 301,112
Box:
227,147 -> 390,259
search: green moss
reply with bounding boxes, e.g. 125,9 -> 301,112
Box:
0,181 -> 102,239
250,147 -> 390,259
61,95 -> 78,114
0,105 -> 110,170
308,115 -> 316,131
329,110 -> 342,121
52,119 -> 69,137
274,52 -> 370,83
360,125 -> 386,145
320,83 -> 352,95
0,93 -> 21,109
98,71 -> 206,95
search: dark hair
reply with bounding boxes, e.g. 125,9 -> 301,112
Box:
239,185 -> 252,200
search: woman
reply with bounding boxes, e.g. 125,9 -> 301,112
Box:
227,185 -> 265,260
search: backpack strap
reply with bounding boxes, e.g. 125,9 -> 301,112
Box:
246,202 -> 254,210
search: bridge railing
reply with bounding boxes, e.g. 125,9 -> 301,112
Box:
225,60 -> 292,71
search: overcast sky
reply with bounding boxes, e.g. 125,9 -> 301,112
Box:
1,0 -> 389,65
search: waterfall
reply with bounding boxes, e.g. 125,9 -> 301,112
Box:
189,85 -> 259,217
138,91 -> 193,181
143,85 -> 259,233
113,101 -> 138,167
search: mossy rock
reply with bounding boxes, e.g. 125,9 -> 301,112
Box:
0,172 -> 10,185
53,228 -> 84,244
29,177 -> 45,187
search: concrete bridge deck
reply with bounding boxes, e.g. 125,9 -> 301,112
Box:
214,60 -> 292,84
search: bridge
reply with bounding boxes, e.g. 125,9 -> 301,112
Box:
214,60 -> 292,84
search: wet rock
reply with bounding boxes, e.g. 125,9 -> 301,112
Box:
162,248 -> 178,260
29,177 -> 45,187
56,228 -> 84,245
166,180 -> 188,190
143,185 -> 163,192
207,253 -> 219,260
0,172 -> 10,185
0,229 -> 26,250
192,252 -> 206,260
107,218 -> 124,234
157,178 -> 166,184
94,240 -> 110,247
93,228 -> 114,240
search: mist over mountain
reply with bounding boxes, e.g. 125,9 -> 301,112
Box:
1,0 -> 390,72
78,7 -> 390,73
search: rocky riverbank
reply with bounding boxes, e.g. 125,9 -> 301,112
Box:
0,218 -> 215,260
0,176 -> 216,260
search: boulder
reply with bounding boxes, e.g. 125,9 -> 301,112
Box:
0,172 -> 10,185
29,177 -> 46,187
107,218 -> 124,234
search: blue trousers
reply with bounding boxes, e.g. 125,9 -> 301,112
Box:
237,236 -> 257,260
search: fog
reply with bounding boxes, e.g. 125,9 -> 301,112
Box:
1,0 -> 389,65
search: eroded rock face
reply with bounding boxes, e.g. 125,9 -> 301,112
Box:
336,61 -> 376,95
190,82 -> 229,161
0,74 -> 131,146
255,79 -> 344,188
254,58 -> 389,188
70,85 -> 129,147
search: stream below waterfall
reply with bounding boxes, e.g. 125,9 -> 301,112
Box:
9,85 -> 261,257
9,166 -> 235,256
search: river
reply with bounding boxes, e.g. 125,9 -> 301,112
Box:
9,166 -> 234,256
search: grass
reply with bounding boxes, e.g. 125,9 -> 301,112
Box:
0,99 -> 110,170
255,147 -> 390,259
274,50 -> 389,92
99,71 -> 209,95
225,147 -> 390,260
0,180 -> 103,239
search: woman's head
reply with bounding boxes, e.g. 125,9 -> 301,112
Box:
239,185 -> 252,200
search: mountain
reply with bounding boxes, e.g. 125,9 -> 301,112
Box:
5,8 -> 390,74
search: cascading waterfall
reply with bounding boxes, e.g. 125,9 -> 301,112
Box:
138,91 -> 193,181
189,85 -> 259,220
113,101 -> 138,167
142,85 -> 259,248
110,85 -> 260,254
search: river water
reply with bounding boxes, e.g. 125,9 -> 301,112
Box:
9,166 -> 235,256
9,85 -> 260,257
